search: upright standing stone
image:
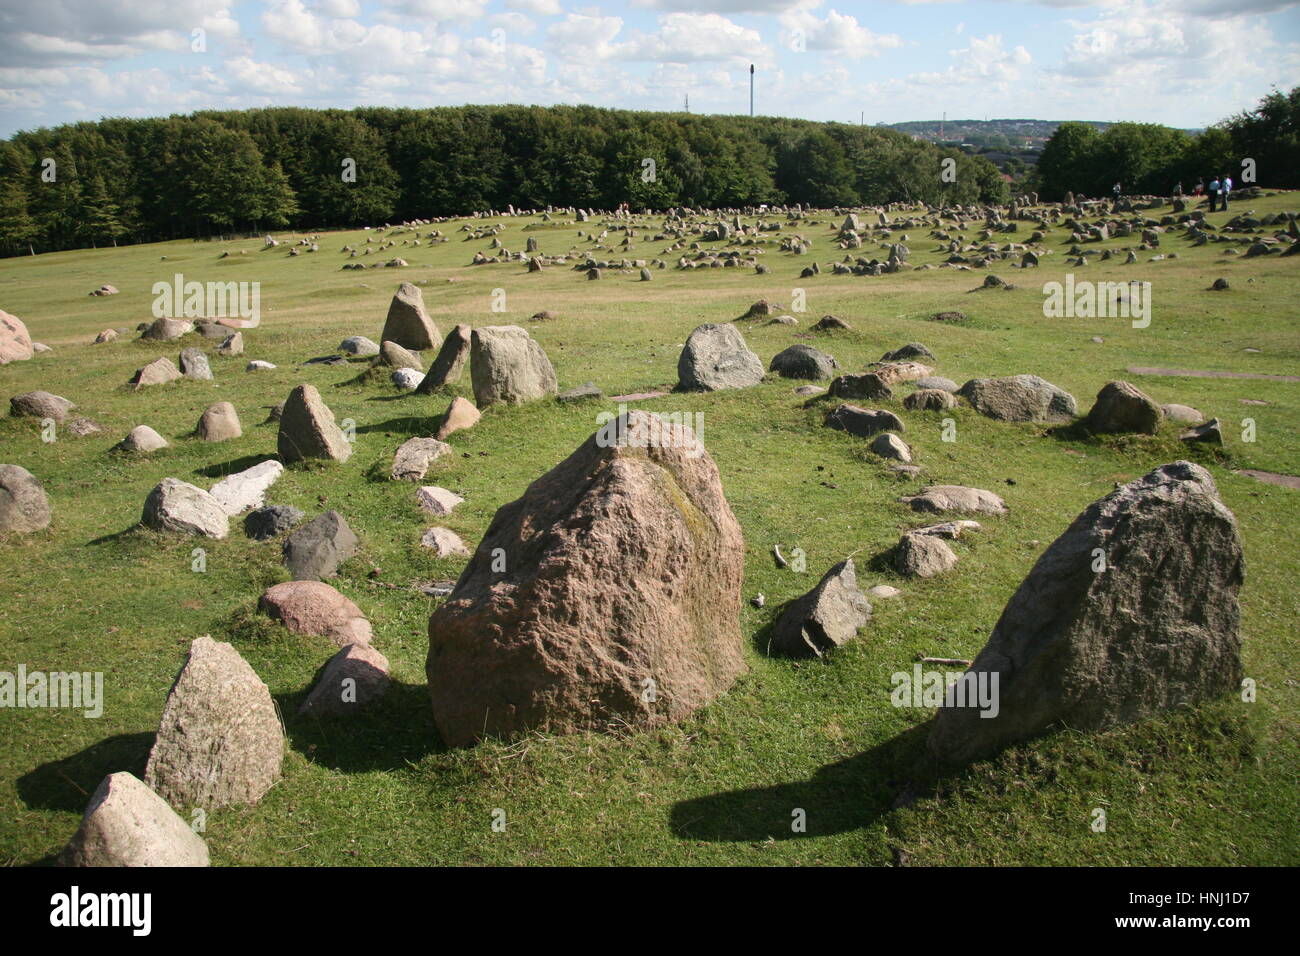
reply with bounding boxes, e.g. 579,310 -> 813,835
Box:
380,282 -> 441,351
677,323 -> 764,391
426,410 -> 746,746
196,402 -> 242,441
59,772 -> 210,867
470,326 -> 558,407
928,462 -> 1244,765
416,324 -> 472,393
0,309 -> 34,364
0,464 -> 52,534
277,384 -> 352,463
144,636 -> 284,810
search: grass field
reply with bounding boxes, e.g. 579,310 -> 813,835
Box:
1,194 -> 1297,866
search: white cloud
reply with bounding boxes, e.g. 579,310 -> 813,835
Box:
507,0 -> 565,14
779,9 -> 904,58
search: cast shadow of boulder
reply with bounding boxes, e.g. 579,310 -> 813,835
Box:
669,723 -> 931,843
277,679 -> 446,773
16,731 -> 154,814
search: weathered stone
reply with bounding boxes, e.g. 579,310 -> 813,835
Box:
769,559 -> 872,657
339,335 -> 379,356
426,410 -> 746,746
557,382 -> 603,403
904,388 -> 957,411
881,343 -> 934,362
825,404 -> 904,438
1181,418 -> 1224,444
1161,403 -> 1204,424
1084,381 -> 1163,435
871,362 -> 934,386
380,340 -> 424,371
677,323 -> 764,391
114,425 -> 167,453
470,325 -> 558,406
0,310 -> 33,364
769,344 -> 838,380
298,643 -> 390,717
196,402 -> 241,441
10,390 -> 75,422
434,395 -> 481,441
416,324 -> 471,393
391,437 -> 452,481
65,417 -> 102,437
141,478 -> 229,538
901,485 -> 1008,515
0,464 -> 51,535
209,460 -> 283,516
914,376 -> 959,393
958,374 -> 1077,422
282,510 -> 359,580
217,332 -> 243,356
244,504 -> 304,540
392,367 -> 423,389
59,772 -> 209,867
179,348 -> 212,380
895,533 -> 958,578
871,432 -> 912,462
259,580 -> 372,646
928,462 -> 1244,765
139,317 -> 193,342
829,372 -> 892,402
277,384 -> 352,463
380,282 -> 441,350
421,526 -> 470,556
131,357 -> 182,389
416,486 -> 463,515
144,636 -> 283,810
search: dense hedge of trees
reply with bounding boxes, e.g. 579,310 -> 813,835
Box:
1033,86 -> 1300,201
0,105 -> 1009,255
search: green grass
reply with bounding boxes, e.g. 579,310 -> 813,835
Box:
1,196 -> 1297,866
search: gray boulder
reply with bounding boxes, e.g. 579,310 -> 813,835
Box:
769,344 -> 839,380
416,324 -> 471,393
141,479 -> 229,538
958,374 -> 1077,422
769,559 -> 872,657
928,462 -> 1244,765
380,282 -> 441,350
144,636 -> 283,810
825,404 -> 904,438
283,510 -> 359,580
10,390 -> 75,422
277,384 -> 352,463
677,323 -> 764,391
470,325 -> 558,407
895,533 -> 958,578
179,348 -> 212,381
1084,381 -> 1163,435
244,504 -> 305,540
0,464 -> 51,535
829,372 -> 892,402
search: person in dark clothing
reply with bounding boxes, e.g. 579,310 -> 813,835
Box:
1208,176 -> 1220,212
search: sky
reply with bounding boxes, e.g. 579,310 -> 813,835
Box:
0,0 -> 1297,138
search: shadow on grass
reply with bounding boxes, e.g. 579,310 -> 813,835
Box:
194,454 -> 280,480
86,525 -> 145,547
669,723 -> 932,842
17,732 -> 154,815
355,416 -> 438,436
278,680 -> 446,773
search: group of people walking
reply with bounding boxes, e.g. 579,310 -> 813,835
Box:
1183,175 -> 1235,211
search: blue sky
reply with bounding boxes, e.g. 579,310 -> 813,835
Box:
0,0 -> 1297,137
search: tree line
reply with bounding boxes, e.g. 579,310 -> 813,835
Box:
0,104 -> 1011,256
1032,86 -> 1300,201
